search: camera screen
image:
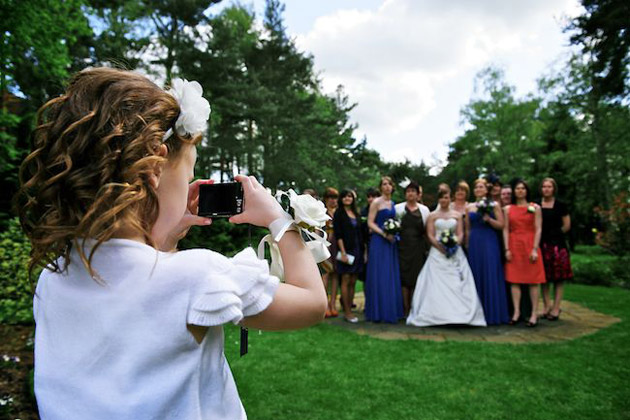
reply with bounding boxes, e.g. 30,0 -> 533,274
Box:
198,183 -> 243,217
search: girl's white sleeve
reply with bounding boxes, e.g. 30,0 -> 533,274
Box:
186,247 -> 280,327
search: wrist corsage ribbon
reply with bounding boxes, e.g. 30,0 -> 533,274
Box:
257,189 -> 331,280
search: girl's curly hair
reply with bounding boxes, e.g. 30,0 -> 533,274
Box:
16,67 -> 200,282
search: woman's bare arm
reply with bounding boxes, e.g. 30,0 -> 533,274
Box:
229,175 -> 327,331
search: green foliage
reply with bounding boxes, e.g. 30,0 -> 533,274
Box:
595,192 -> 630,256
568,0 -> 630,100
0,219 -> 39,324
1,0 -> 93,105
180,2 -> 379,197
4,0 -> 628,248
442,67 -> 545,187
444,62 -> 630,242
0,109 -> 22,224
571,245 -> 630,288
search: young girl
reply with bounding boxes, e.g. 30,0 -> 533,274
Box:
16,68 -> 327,419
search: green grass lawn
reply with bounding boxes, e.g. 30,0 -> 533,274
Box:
225,284 -> 630,420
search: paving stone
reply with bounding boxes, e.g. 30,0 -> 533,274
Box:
371,331 -> 410,341
484,334 -> 529,343
325,292 -> 621,344
408,334 -> 446,342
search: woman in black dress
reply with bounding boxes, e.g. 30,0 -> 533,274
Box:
396,182 -> 430,317
333,189 -> 364,323
539,177 -> 573,320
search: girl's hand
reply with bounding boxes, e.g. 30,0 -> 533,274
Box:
505,249 -> 512,262
162,179 -> 213,251
229,175 -> 286,228
530,248 -> 538,262
384,233 -> 395,243
482,214 -> 491,223
340,253 -> 349,264
436,244 -> 446,255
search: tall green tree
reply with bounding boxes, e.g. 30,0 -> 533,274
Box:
1,0 -> 92,223
568,0 -> 630,100
87,0 -> 150,68
442,67 -> 544,187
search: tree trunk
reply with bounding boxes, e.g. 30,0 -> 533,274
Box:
590,93 -> 610,208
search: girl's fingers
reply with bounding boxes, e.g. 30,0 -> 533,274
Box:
229,212 -> 248,224
234,174 -> 253,193
189,179 -> 213,199
189,196 -> 200,214
249,175 -> 261,189
184,214 -> 212,227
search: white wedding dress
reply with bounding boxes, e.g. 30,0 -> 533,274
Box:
406,218 -> 487,327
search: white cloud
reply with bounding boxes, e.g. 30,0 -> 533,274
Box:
291,0 -> 581,166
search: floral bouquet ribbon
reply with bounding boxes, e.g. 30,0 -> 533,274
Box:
257,189 -> 331,280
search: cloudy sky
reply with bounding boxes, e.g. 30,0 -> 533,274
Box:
223,0 -> 583,169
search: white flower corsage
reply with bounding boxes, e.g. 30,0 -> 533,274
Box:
163,78 -> 211,141
257,189 -> 331,280
286,189 -> 330,228
527,203 -> 536,213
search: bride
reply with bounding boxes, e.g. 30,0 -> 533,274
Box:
407,186 -> 486,327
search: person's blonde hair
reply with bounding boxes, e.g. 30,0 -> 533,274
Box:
380,176 -> 395,192
16,67 -> 201,282
323,187 -> 339,199
541,177 -> 558,195
456,180 -> 470,197
473,178 -> 489,196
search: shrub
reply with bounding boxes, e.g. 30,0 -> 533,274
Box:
594,192 -> 630,256
0,218 -> 39,324
571,247 -> 630,288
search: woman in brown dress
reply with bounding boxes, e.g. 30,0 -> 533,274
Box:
322,187 -> 339,317
451,180 -> 470,245
396,182 -> 430,317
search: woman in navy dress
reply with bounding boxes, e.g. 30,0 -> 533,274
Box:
333,189 -> 364,323
466,179 -> 510,325
365,176 -> 403,323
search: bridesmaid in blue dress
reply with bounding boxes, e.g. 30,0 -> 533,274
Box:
466,178 -> 510,325
365,176 -> 403,323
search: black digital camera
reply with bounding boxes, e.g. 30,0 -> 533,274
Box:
198,182 -> 244,218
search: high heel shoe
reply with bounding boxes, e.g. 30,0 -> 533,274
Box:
546,309 -> 562,321
526,318 -> 538,327
508,317 -> 520,326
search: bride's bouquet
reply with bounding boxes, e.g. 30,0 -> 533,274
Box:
439,229 -> 459,258
475,197 -> 497,219
383,217 -> 401,236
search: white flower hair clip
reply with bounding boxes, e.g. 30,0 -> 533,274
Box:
163,78 -> 211,141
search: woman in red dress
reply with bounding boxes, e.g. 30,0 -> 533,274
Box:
503,179 -> 546,327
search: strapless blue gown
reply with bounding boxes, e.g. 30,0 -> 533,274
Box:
467,211 -> 509,325
365,203 -> 403,323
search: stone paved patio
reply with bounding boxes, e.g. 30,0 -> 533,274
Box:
325,292 -> 621,343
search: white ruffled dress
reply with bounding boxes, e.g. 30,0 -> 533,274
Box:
34,239 -> 279,420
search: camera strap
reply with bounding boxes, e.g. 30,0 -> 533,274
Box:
240,224 -> 253,357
